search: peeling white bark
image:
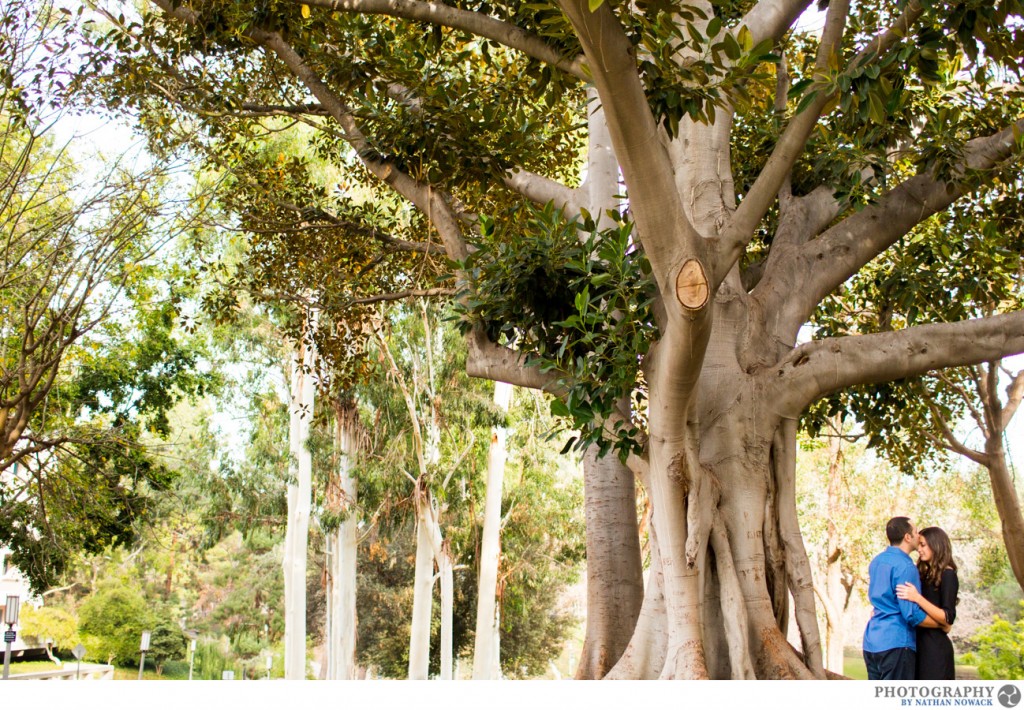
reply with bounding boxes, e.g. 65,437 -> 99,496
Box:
408,497 -> 435,680
472,381 -> 512,679
325,402 -> 359,680
283,335 -> 316,680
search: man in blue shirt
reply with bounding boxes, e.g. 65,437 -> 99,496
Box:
862,516 -> 937,680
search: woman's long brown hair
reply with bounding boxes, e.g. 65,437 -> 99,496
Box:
918,526 -> 958,589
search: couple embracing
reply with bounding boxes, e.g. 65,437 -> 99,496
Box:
863,516 -> 960,681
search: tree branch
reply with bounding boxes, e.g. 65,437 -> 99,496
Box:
719,0 -> 925,282
980,360 -> 1001,434
239,102 -> 330,116
936,369 -> 989,434
268,197 -> 446,254
251,29 -> 472,261
1002,368 -> 1024,432
716,0 -> 852,280
742,0 -> 815,46
767,117 -> 1024,333
299,0 -> 587,80
923,400 -> 989,467
503,169 -> 581,216
772,311 -> 1024,416
464,328 -> 568,396
555,0 -> 699,291
350,288 -> 454,305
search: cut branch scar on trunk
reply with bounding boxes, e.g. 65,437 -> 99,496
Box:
675,258 -> 709,311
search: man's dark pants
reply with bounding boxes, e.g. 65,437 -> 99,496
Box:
863,647 -> 916,680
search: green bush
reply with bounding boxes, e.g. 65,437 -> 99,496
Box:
77,581 -> 186,669
964,602 -> 1024,680
193,638 -> 230,679
19,605 -> 79,652
147,615 -> 186,672
78,582 -> 151,665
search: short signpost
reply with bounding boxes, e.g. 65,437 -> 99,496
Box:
73,643 -> 86,680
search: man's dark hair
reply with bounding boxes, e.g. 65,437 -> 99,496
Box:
886,516 -> 914,545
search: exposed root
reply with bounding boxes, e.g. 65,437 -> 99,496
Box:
711,510 -> 757,679
773,419 -> 826,678
605,524 -> 668,680
756,622 -> 815,680
659,640 -> 711,680
685,466 -> 719,569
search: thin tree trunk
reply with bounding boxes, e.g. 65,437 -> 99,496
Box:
408,496 -> 435,680
163,530 -> 177,601
473,381 -> 513,679
283,337 -> 315,680
438,539 -> 454,680
985,437 -> 1024,591
326,401 -> 359,679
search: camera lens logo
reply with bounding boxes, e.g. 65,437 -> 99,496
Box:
999,685 -> 1022,708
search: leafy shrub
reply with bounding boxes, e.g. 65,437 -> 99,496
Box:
963,602 -> 1024,680
19,605 -> 79,653
77,581 -> 185,669
147,615 -> 186,672
193,638 -> 230,679
78,582 -> 150,665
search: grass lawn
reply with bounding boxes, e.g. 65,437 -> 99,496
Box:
5,660 -> 64,675
843,648 -> 979,680
112,667 -> 188,680
6,658 -> 189,680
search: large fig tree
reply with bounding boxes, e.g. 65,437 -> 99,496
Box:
77,0 -> 1024,679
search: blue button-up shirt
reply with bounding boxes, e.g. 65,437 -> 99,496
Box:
863,546 -> 928,653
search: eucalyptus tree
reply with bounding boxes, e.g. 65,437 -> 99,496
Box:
472,379 -> 512,679
81,0 -> 1024,679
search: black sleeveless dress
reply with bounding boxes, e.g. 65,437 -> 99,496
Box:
915,568 -> 959,680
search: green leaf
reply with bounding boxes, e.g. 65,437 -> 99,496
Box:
550,399 -> 570,418
723,32 -> 741,60
588,0 -> 604,12
867,90 -> 886,124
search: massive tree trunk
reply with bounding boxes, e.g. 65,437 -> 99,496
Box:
283,336 -> 315,680
575,448 -> 644,679
325,399 -> 360,680
472,381 -> 512,679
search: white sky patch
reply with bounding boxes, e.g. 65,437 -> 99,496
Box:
793,3 -> 827,34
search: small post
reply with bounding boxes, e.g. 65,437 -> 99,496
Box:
138,630 -> 151,681
265,653 -> 272,680
188,637 -> 197,680
73,643 -> 86,680
2,595 -> 20,680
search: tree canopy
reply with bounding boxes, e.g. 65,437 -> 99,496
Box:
57,0 -> 1024,679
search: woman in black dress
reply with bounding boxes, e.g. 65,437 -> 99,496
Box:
896,526 -> 959,680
